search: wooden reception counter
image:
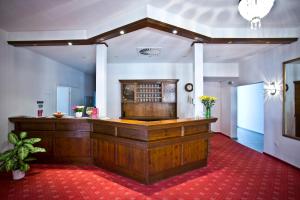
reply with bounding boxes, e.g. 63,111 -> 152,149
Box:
9,117 -> 217,184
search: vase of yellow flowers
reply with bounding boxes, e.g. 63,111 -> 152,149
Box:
199,96 -> 217,118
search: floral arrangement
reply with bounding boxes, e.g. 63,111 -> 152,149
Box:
200,96 -> 217,107
199,96 -> 217,118
72,105 -> 84,113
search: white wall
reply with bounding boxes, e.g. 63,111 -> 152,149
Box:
220,83 -> 237,138
204,63 -> 239,78
0,29 -> 95,151
237,83 -> 264,134
238,40 -> 300,168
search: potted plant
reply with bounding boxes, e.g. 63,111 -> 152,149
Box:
199,95 -> 217,118
72,105 -> 84,118
0,132 -> 46,180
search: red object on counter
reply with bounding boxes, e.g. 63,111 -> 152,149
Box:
92,108 -> 98,118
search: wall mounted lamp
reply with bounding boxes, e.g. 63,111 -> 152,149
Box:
265,81 -> 279,96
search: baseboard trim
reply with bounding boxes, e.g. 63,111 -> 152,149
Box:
263,152 -> 299,170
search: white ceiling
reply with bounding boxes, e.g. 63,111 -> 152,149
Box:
149,0 -> 300,28
0,0 -> 299,32
25,28 -> 278,74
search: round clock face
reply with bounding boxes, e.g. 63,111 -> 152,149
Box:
185,83 -> 193,92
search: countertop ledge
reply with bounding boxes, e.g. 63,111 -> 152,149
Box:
9,116 -> 217,127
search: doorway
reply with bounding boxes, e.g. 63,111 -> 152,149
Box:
57,86 -> 82,116
57,86 -> 71,115
237,82 -> 264,152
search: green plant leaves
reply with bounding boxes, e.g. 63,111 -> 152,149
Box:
20,132 -> 27,139
24,143 -> 34,152
0,132 -> 46,172
8,132 -> 19,145
18,146 -> 29,160
31,147 -> 46,153
0,149 -> 13,161
23,138 -> 41,144
20,163 -> 30,172
24,157 -> 36,162
5,159 -> 14,171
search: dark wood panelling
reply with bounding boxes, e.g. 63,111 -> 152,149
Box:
184,124 -> 209,135
54,132 -> 90,157
182,140 -> 207,165
56,122 -> 90,131
94,139 -> 115,166
19,122 -> 55,131
148,127 -> 181,141
93,123 -> 115,136
10,117 -> 217,184
148,144 -> 181,175
118,127 -> 147,141
10,118 -> 92,165
8,18 -> 297,47
27,131 -> 53,161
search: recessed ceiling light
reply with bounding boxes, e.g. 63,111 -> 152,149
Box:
172,29 -> 178,34
120,30 -> 125,35
68,42 -> 73,46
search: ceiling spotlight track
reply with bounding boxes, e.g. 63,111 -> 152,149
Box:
238,0 -> 275,30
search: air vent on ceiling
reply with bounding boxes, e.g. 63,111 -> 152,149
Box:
137,47 -> 161,57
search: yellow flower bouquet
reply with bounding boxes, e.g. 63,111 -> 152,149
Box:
199,96 -> 217,118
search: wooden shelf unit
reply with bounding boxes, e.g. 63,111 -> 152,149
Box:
120,79 -> 178,120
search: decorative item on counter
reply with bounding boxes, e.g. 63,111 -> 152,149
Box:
72,106 -> 84,118
85,107 -> 93,117
36,101 -> 44,117
92,107 -> 98,118
53,112 -> 64,118
199,95 -> 217,119
0,131 -> 46,180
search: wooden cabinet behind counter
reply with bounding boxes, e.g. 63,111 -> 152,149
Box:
9,117 -> 92,164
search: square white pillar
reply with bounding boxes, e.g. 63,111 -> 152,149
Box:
96,44 -> 108,118
193,43 -> 204,118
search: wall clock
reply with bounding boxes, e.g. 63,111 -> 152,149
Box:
185,83 -> 193,92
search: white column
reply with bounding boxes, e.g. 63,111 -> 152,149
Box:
193,43 -> 204,118
96,44 -> 108,118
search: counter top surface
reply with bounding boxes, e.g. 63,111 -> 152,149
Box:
9,116 -> 217,127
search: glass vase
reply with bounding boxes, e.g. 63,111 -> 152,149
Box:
205,107 -> 211,119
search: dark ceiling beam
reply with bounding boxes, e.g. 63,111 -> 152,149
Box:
7,17 -> 298,47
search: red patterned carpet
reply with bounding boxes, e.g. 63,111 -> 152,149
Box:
0,134 -> 299,200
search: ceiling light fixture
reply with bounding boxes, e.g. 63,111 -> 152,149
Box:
68,42 -> 73,46
238,0 -> 275,30
137,47 -> 161,57
120,30 -> 125,35
172,29 -> 178,34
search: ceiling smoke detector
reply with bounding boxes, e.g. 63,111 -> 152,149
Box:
137,47 -> 161,57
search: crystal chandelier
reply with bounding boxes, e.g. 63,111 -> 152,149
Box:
238,0 -> 275,29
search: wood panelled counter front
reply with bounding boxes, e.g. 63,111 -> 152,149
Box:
9,117 -> 92,164
9,117 -> 217,184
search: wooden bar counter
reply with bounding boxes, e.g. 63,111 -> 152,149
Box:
9,117 -> 217,184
